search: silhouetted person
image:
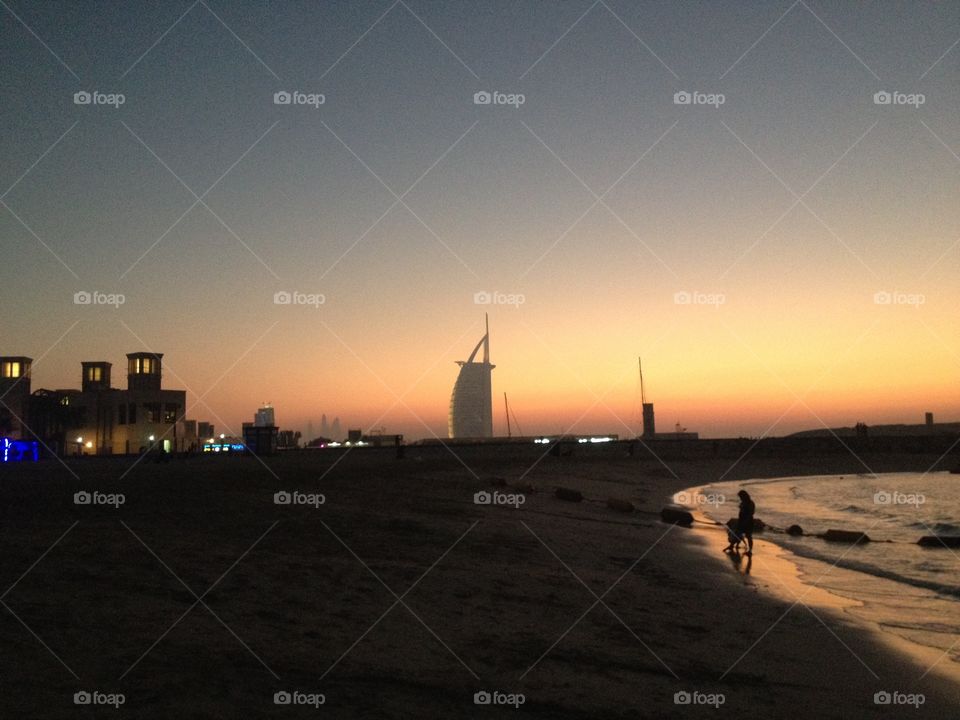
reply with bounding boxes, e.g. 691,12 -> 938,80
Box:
723,519 -> 742,553
737,490 -> 755,556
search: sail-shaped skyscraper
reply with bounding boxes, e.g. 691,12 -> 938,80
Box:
448,316 -> 495,438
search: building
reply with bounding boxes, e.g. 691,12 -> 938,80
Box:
254,404 -> 275,427
3,351 -> 195,455
642,402 -> 656,439
277,429 -> 301,449
0,357 -> 33,439
448,316 -> 495,439
242,405 -> 278,455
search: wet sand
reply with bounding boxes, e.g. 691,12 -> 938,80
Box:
0,445 -> 957,718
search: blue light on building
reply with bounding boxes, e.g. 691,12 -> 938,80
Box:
1,437 -> 39,462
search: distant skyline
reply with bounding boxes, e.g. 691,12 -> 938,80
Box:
2,1 -> 958,440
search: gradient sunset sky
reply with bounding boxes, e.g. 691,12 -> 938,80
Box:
1,0 -> 958,440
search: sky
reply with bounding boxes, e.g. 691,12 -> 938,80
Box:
1,0 -> 958,441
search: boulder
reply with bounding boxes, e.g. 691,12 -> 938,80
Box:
660,505 -> 694,526
917,536 -> 960,548
823,529 -> 870,544
786,524 -> 804,536
554,487 -> 583,503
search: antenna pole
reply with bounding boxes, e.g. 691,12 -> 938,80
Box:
639,356 -> 646,405
484,313 -> 490,363
504,392 -> 512,438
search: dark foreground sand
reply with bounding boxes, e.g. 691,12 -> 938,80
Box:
0,444 -> 957,718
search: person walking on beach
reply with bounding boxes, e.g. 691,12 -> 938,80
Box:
737,490 -> 755,556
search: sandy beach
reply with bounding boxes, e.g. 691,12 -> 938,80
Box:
1,444 -> 957,718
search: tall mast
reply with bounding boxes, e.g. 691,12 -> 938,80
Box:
483,312 -> 490,363
639,356 -> 646,405
504,392 -> 512,438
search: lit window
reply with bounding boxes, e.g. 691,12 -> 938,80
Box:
87,366 -> 102,382
1,361 -> 21,378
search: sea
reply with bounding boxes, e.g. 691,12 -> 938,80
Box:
681,471 -> 960,679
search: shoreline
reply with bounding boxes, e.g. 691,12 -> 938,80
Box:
678,476 -> 960,688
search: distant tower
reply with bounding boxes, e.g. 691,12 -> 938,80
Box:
255,404 -> 275,427
127,352 -> 162,392
925,412 -> 934,427
449,315 -> 495,438
81,361 -> 112,392
0,356 -> 32,438
639,357 -> 655,439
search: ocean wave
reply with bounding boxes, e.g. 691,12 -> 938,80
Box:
838,504 -> 871,514
775,539 -> 960,599
905,521 -> 960,535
